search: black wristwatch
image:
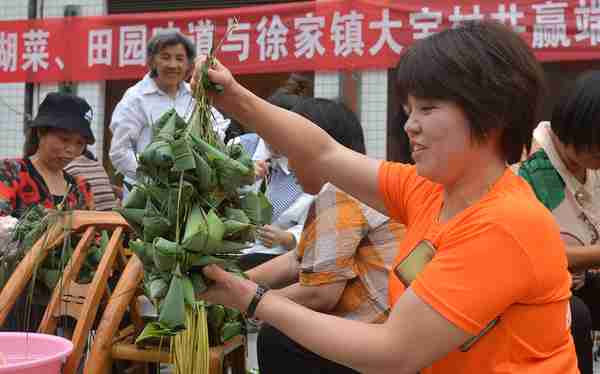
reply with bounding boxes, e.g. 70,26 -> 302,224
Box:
245,284 -> 270,319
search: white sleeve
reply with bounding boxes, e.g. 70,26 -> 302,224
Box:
210,107 -> 231,142
109,96 -> 146,181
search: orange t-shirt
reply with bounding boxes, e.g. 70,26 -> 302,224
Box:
378,162 -> 578,374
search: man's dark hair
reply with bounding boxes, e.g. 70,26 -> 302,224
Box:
396,21 -> 545,164
147,31 -> 196,77
291,98 -> 366,155
551,70 -> 600,153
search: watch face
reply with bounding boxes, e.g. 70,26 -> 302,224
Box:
394,240 -> 436,288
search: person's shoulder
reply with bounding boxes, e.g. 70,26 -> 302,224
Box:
120,75 -> 153,102
468,171 -> 559,241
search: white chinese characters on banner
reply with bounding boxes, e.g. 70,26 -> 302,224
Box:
257,15 -> 289,61
152,21 -> 181,36
332,10 -> 365,57
294,12 -> 325,59
532,1 -> 572,48
410,8 -> 443,40
221,18 -> 250,62
491,3 -> 526,33
575,0 -> 600,46
189,20 -> 214,56
369,8 -> 403,55
22,29 -> 49,72
119,25 -> 147,67
88,29 -> 112,67
0,32 -> 17,72
449,6 -> 484,28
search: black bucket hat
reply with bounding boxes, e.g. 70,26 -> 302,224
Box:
30,92 -> 95,145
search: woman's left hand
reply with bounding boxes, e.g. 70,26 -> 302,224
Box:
257,225 -> 295,249
199,264 -> 258,312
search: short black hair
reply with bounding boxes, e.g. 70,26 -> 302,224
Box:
551,71 -> 600,153
396,21 -> 545,164
291,98 -> 366,155
147,31 -> 196,77
267,91 -> 304,111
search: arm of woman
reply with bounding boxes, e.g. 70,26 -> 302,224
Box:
274,280 -> 347,313
193,58 -> 386,214
202,265 -> 469,374
566,244 -> 600,272
246,250 -> 300,289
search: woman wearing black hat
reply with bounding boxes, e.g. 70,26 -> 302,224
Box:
0,92 -> 94,220
0,92 -> 95,332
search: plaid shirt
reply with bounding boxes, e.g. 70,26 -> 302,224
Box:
296,184 -> 405,323
0,158 -> 93,218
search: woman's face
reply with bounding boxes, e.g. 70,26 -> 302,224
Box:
403,96 -> 481,185
150,43 -> 191,93
37,129 -> 85,170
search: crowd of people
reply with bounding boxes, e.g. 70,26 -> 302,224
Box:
2,19 -> 600,374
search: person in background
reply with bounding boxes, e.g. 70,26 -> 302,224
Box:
109,31 -> 229,193
237,92 -> 311,270
0,92 -> 93,218
65,149 -> 117,211
0,92 -> 94,331
249,97 -> 405,374
517,70 -> 600,374
194,21 -> 578,373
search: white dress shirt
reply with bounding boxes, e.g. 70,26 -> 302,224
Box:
109,73 -> 230,183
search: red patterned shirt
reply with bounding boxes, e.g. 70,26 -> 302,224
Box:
0,158 -> 93,218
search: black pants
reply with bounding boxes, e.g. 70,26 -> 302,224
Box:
574,274 -> 600,331
570,295 -> 593,374
258,323 -> 359,374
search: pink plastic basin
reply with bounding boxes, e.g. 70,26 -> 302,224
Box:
0,332 -> 73,374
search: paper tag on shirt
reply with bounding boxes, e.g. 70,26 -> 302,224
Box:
394,240 -> 436,288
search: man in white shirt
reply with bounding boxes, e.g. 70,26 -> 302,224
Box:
109,31 -> 229,190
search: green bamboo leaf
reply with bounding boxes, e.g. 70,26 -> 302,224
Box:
189,254 -> 228,268
114,207 -> 144,236
172,137 -> 197,172
193,151 -> 217,191
152,108 -> 177,139
153,237 -> 184,272
182,205 -> 209,253
139,141 -> 174,170
155,110 -> 178,142
135,321 -> 177,344
220,321 -> 243,343
207,304 -> 226,333
223,219 -> 251,237
240,191 -> 273,226
205,209 -> 225,251
122,186 -> 147,209
143,201 -> 171,243
158,264 -> 187,331
224,207 -> 250,224
225,307 -> 241,321
129,239 -> 154,267
181,275 -> 196,306
211,240 -> 250,254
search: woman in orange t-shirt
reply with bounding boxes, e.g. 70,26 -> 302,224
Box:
193,21 -> 578,374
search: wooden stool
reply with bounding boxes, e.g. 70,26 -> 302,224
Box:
84,236 -> 246,374
0,210 -> 132,374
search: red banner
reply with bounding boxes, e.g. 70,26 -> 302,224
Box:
0,0 -> 599,83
